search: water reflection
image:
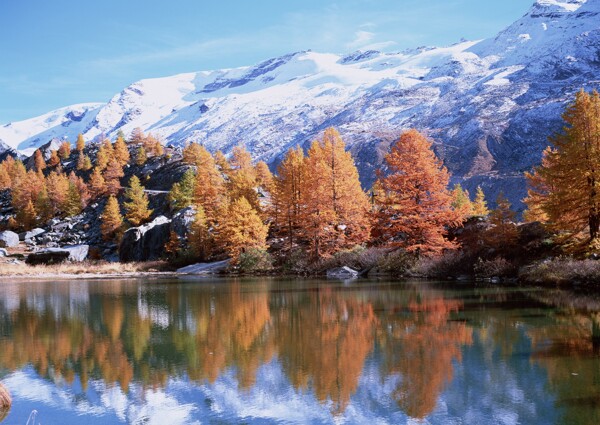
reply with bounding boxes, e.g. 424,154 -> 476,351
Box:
0,279 -> 597,423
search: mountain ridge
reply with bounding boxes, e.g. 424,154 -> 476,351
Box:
1,0 -> 599,207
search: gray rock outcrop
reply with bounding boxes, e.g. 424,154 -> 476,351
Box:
177,259 -> 230,275
0,231 -> 19,248
119,216 -> 171,262
26,244 -> 89,265
326,266 -> 359,279
26,249 -> 70,265
21,228 -> 46,245
171,206 -> 196,237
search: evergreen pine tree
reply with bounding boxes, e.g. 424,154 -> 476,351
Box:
168,169 -> 196,210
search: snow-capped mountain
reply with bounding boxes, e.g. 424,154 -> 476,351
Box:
1,0 -> 600,205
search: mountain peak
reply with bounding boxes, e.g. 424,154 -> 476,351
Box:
532,0 -> 586,13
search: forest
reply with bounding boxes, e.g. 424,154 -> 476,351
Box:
0,89 -> 599,282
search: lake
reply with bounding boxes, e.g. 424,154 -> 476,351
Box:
0,277 -> 599,424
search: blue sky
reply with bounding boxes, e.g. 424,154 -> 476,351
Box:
0,0 -> 531,124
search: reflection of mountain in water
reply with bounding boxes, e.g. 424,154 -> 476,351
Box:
0,279 -> 594,423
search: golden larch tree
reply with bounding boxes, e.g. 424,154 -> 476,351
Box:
123,176 -> 152,226
189,205 -> 212,260
58,141 -> 71,160
76,134 -> 85,152
103,159 -> 124,195
182,142 -> 203,165
227,146 -> 260,211
193,146 -> 225,224
17,199 -> 37,230
100,195 -> 124,241
302,128 -> 371,258
451,184 -> 473,221
485,193 -> 518,249
524,90 -> 600,242
472,186 -> 490,217
33,149 -> 46,172
77,153 -> 93,171
373,129 -> 459,253
135,146 -> 147,166
48,150 -> 60,167
273,146 -> 306,248
113,135 -> 130,166
88,167 -> 107,199
217,197 -> 269,260
45,171 -> 70,215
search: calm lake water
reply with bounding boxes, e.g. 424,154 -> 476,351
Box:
0,277 -> 599,424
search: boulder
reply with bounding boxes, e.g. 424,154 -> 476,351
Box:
26,249 -> 70,265
119,216 -> 171,262
0,248 -> 7,257
61,244 -> 89,262
0,231 -> 19,248
25,245 -> 89,265
19,228 -> 45,241
326,266 -> 359,279
177,259 -> 231,275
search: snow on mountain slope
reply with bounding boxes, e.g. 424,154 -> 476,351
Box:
2,0 -> 600,206
0,103 -> 103,156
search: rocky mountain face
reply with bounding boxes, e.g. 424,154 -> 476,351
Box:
1,0 -> 600,208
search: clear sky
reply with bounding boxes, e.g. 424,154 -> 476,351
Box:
0,0 -> 532,124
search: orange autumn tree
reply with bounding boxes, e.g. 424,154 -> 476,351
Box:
374,129 -> 459,253
217,196 -> 268,261
193,145 -> 225,225
273,146 -> 306,248
524,89 -> 600,243
101,195 -> 123,241
76,133 -> 85,152
57,141 -> 71,160
302,127 -> 371,258
103,159 -> 124,195
33,149 -> 46,172
227,146 -> 261,211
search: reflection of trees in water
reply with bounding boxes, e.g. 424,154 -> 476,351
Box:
0,280 -> 480,418
529,312 -> 600,425
272,287 -> 377,413
377,290 -> 472,418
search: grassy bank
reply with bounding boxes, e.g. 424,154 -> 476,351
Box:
0,260 -> 172,279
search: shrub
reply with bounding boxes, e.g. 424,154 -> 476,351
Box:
238,248 -> 273,273
375,249 -> 417,275
473,257 -> 517,278
520,257 -> 600,285
410,250 -> 465,278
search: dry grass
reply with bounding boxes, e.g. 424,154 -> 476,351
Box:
519,257 -> 600,285
0,259 -> 172,278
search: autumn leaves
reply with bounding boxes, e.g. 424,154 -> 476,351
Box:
169,127 -> 464,264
